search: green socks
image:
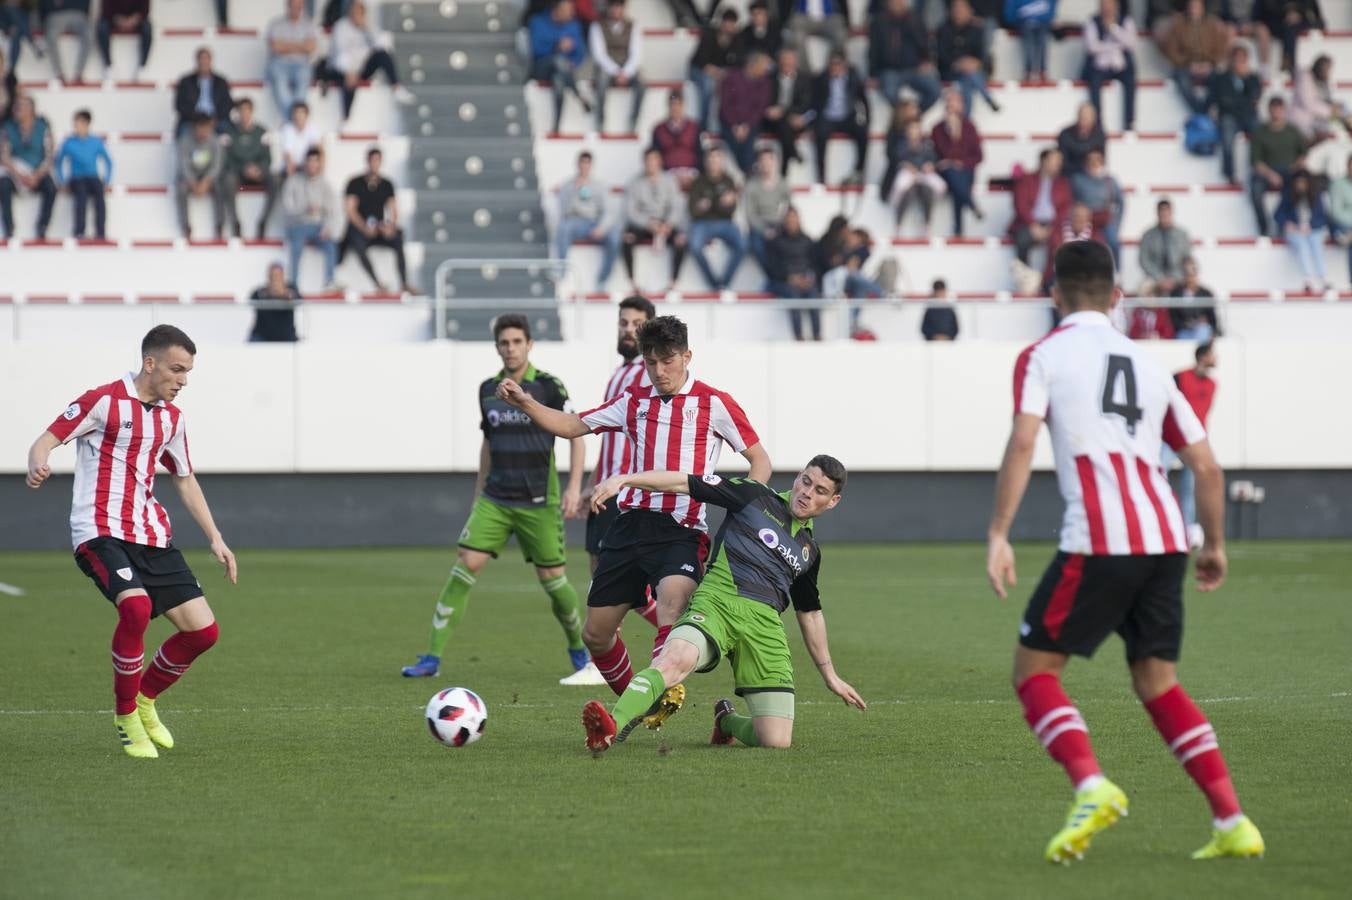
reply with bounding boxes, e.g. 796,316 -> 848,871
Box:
611,667 -> 666,728
541,575 -> 585,651
721,712 -> 760,747
427,564 -> 475,657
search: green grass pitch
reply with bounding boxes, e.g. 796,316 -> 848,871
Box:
1,541 -> 1348,899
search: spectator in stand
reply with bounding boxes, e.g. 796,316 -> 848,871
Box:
1248,96 -> 1307,236
1327,158 -> 1352,278
686,146 -> 745,290
1046,201 -> 1104,290
1005,0 -> 1056,82
175,47 -> 232,137
96,0 -> 151,82
1082,0 -> 1138,132
937,0 -> 999,117
767,207 -> 820,341
325,0 -> 414,123
932,89 -> 984,236
1167,340 -> 1218,545
887,119 -> 946,235
744,146 -> 790,281
786,0 -> 847,59
0,94 -> 56,239
342,147 -> 412,295
54,108 -> 109,239
219,97 -> 280,240
763,47 -> 812,177
553,150 -> 620,290
879,101 -> 914,206
719,51 -> 772,177
1252,0 -> 1323,75
266,0 -> 320,123
1070,148 -> 1123,266
738,1 -> 780,61
1305,119 -> 1351,194
1009,147 -> 1072,268
921,278 -> 959,340
688,9 -> 741,134
590,0 -> 644,134
1164,0 -> 1229,115
666,0 -> 705,29
1206,44 -> 1262,185
248,261 -> 302,343
174,112 -> 225,240
811,51 -> 870,187
0,47 -> 16,125
828,226 -> 885,336
870,0 -> 940,112
283,147 -> 340,291
1,3 -> 40,77
279,100 -> 322,178
651,90 -> 702,187
622,146 -> 687,290
1138,198 -> 1192,296
1291,55 -> 1346,141
1169,256 -> 1219,341
1274,169 -> 1329,292
1057,102 -> 1106,177
41,0 -> 90,84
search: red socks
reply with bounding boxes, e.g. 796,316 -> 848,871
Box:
651,624 -> 672,660
139,622 -> 220,700
1145,684 -> 1241,819
634,597 -> 659,627
1017,673 -> 1103,787
111,594 -> 152,715
592,636 -> 633,696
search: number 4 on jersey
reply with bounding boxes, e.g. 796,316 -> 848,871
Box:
1101,355 -> 1144,436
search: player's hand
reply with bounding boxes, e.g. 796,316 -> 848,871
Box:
211,536 -> 238,584
495,378 -> 530,408
590,475 -> 627,513
826,675 -> 867,711
561,486 -> 583,520
26,462 -> 52,489
1194,544 -> 1226,593
986,536 -> 1016,600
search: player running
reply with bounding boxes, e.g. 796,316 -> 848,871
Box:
580,457 -> 866,752
986,241 -> 1263,863
402,314 -> 589,680
26,325 -> 237,760
497,315 -> 770,713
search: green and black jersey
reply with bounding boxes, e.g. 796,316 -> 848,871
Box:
687,475 -> 822,615
479,365 -> 572,507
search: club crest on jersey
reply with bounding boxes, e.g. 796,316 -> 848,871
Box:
683,407 -> 698,424
758,528 -> 780,549
115,567 -> 133,581
62,404 -> 80,420
801,545 -> 810,563
702,474 -> 722,485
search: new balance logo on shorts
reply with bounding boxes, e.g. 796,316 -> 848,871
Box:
681,564 -> 695,573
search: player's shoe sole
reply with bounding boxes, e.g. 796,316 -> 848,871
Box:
1192,816 -> 1265,860
710,698 -> 736,745
641,684 -> 685,732
559,661 -> 607,686
1044,780 -> 1129,864
582,700 -> 617,753
135,693 -> 173,749
114,712 -> 158,759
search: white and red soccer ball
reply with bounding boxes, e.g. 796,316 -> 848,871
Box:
425,687 -> 487,747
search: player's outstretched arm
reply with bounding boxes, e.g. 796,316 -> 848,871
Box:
796,610 -> 866,710
986,413 -> 1042,599
741,442 -> 771,483
589,469 -> 689,512
495,378 -> 590,438
25,431 -> 61,489
171,474 -> 238,584
1178,438 -> 1227,592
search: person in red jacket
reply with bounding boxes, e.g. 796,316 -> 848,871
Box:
1010,147 -> 1073,267
651,90 -> 703,189
1169,341 -> 1218,546
931,88 -> 984,236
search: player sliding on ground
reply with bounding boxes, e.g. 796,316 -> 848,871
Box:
580,457 -> 866,752
26,325 -> 237,760
987,240 -> 1264,863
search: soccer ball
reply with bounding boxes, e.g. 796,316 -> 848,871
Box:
425,687 -> 487,748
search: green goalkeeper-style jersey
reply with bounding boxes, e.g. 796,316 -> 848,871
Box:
686,474 -> 823,615
478,365 -> 571,508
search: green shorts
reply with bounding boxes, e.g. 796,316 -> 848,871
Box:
458,496 -> 566,568
674,585 -> 794,699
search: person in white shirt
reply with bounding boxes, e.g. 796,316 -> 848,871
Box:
278,100 -> 322,177
322,0 -> 414,121
589,0 -> 644,134
1082,0 -> 1138,131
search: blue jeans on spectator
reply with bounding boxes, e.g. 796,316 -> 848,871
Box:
1283,225 -> 1328,286
688,219 -> 745,289
1248,167 -> 1287,236
1174,323 -> 1213,343
688,65 -> 717,133
844,272 -> 883,331
952,70 -> 996,116
533,54 -> 581,134
1019,21 -> 1049,77
69,176 -> 106,238
1173,68 -> 1209,115
267,57 -> 311,120
771,279 -> 820,340
748,229 -> 772,283
938,167 -> 976,235
877,68 -> 942,112
720,122 -> 758,176
1085,53 -> 1136,130
286,222 -> 337,286
555,215 -> 619,287
0,6 -> 35,71
1217,110 -> 1257,183
96,15 -> 152,72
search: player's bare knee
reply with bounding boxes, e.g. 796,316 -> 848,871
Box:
535,565 -> 566,582
1129,657 -> 1178,702
456,549 -> 490,574
582,624 -> 614,655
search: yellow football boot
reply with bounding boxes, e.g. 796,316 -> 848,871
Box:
1192,816 -> 1265,860
136,693 -> 174,749
1044,780 -> 1129,864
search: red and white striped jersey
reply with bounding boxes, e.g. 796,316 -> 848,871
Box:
1014,311 -> 1206,556
46,374 -> 193,549
592,358 -> 652,484
580,372 -> 760,530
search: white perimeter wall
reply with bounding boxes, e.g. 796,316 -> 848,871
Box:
2,337 -> 1349,475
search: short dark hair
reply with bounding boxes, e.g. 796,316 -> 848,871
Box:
305,147 -> 322,161
236,96 -> 254,110
619,295 -> 656,320
291,100 -> 309,115
668,90 -> 684,103
367,146 -> 382,161
1053,240 -> 1116,310
807,454 -> 847,493
191,111 -> 213,127
1156,198 -> 1172,213
1268,96 -> 1285,110
1195,340 -> 1215,362
578,150 -> 593,163
638,315 -> 688,358
1038,147 -> 1057,165
493,313 -> 531,341
931,278 -> 947,292
142,325 -> 197,359
719,8 -> 739,22
74,108 -> 92,124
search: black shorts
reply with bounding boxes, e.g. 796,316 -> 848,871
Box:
588,509 -> 709,608
1020,551 -> 1188,662
586,497 -> 622,556
74,536 -> 203,618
